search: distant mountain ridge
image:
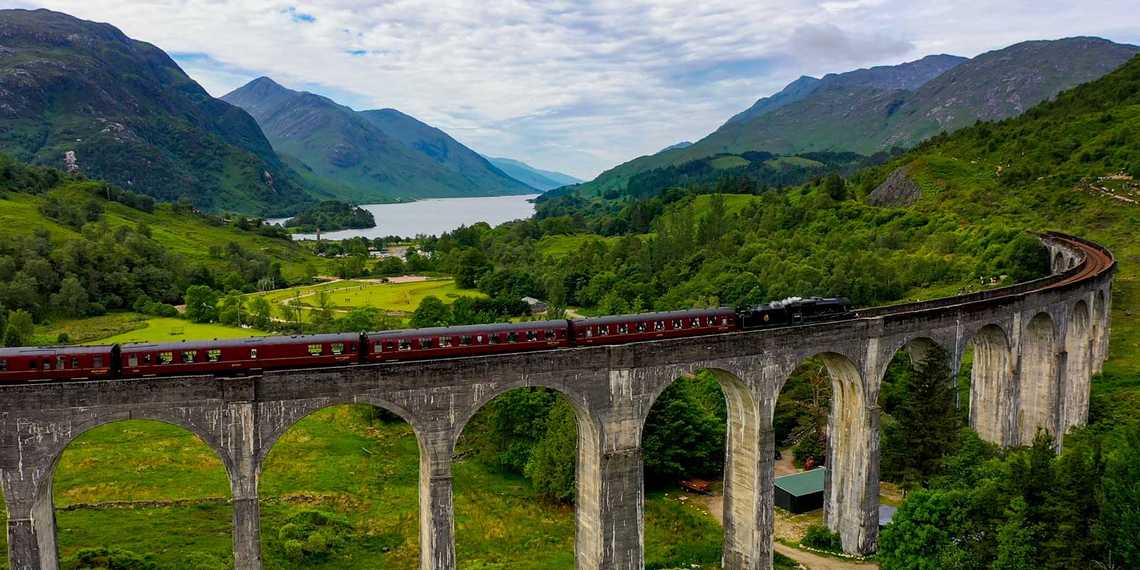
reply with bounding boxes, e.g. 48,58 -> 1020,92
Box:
0,9 -> 315,215
485,157 -> 581,191
576,37 -> 1139,198
223,77 -> 533,202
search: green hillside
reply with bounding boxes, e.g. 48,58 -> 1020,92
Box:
570,37 -> 1137,204
222,78 -> 533,202
0,9 -> 317,215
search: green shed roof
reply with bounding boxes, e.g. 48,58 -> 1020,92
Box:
775,468 -> 826,497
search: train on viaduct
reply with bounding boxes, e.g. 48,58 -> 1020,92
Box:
0,231 -> 1114,570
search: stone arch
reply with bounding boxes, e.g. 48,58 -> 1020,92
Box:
257,396 -> 423,466
1062,300 -> 1093,432
1092,289 -> 1108,373
1053,251 -> 1064,273
778,351 -> 874,555
1019,312 -> 1060,445
639,366 -> 762,568
43,414 -> 235,568
962,324 -> 1016,445
257,399 -> 424,566
451,382 -> 602,568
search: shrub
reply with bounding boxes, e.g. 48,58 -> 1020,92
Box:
801,524 -> 843,553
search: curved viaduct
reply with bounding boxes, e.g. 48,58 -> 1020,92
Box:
0,232 -> 1114,570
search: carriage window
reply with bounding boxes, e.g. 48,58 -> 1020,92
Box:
399,340 -> 412,351
250,349 -> 258,359
545,330 -> 556,341
618,324 -> 628,334
672,319 -> 682,328
128,354 -> 139,367
143,354 -> 152,364
655,321 -> 664,331
721,316 -> 730,325
527,330 -> 537,342
58,356 -> 66,369
348,343 -> 357,353
182,351 -> 198,363
331,343 -> 344,355
489,334 -> 500,344
598,325 -> 608,336
440,337 -> 453,348
636,322 -> 647,332
460,336 -> 472,346
43,360 -> 52,370
158,352 -> 173,365
0,360 -> 7,371
384,341 -> 396,352
71,356 -> 80,368
208,349 -> 222,362
28,359 -> 37,370
584,328 -> 593,338
420,338 -> 434,349
507,332 -> 518,343
692,317 -> 702,327
308,344 -> 323,356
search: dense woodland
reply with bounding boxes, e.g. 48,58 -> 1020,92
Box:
284,201 -> 376,233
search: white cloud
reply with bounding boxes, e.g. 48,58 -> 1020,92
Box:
9,0 -> 1139,179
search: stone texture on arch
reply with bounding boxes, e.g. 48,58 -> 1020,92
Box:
1019,312 -> 1060,444
963,324 -> 1017,445
1062,301 -> 1093,432
1092,288 -> 1109,374
816,352 -> 876,555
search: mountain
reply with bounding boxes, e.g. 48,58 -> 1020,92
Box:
485,157 -> 581,191
222,78 -> 533,202
0,9 -> 315,215
575,38 -> 1138,199
659,141 -> 694,152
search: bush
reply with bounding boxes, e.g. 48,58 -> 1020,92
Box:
801,524 -> 843,553
63,547 -> 156,570
276,510 -> 354,562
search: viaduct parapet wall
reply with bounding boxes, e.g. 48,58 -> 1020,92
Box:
0,233 -> 1115,570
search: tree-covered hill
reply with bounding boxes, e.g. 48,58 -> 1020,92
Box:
0,9 -> 318,216
0,152 -> 327,328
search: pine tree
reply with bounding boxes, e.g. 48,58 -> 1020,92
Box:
881,345 -> 962,489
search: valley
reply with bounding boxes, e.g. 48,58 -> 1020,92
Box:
1,4 -> 1140,570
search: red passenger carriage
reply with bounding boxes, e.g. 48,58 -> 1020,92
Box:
572,308 -> 736,346
0,345 -> 115,383
367,320 -> 570,362
118,333 -> 362,377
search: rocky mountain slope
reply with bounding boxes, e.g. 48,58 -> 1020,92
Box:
0,9 -> 315,215
575,37 -> 1138,199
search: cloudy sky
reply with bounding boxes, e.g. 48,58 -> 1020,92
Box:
6,1 -> 1139,179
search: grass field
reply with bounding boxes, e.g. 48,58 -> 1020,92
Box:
93,318 -> 269,345
251,278 -> 483,317
42,405 -> 724,569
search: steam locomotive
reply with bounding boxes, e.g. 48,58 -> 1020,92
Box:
0,297 -> 851,383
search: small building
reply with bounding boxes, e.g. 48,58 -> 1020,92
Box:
774,467 -> 826,514
522,296 -> 548,315
879,505 -> 897,528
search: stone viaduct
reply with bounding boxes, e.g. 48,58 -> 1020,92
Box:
0,232 -> 1115,570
